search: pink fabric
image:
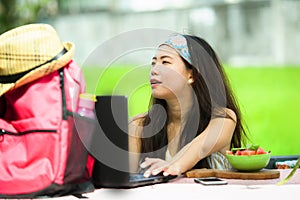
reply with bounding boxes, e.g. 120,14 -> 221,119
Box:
0,70 -> 62,194
0,61 -> 94,195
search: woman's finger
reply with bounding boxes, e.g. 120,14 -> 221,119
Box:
143,165 -> 162,177
141,159 -> 167,177
140,157 -> 161,168
143,162 -> 164,177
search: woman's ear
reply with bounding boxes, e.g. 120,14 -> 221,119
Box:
187,72 -> 194,84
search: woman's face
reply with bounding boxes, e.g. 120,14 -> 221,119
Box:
150,45 -> 193,100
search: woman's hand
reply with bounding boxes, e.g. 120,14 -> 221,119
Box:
140,157 -> 182,177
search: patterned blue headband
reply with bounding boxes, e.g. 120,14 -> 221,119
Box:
162,34 -> 192,65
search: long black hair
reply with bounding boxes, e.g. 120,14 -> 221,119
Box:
139,35 -> 248,169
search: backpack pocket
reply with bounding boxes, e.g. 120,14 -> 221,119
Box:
63,112 -> 97,184
0,117 -> 60,195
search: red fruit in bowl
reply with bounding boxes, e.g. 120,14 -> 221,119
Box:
226,150 -> 233,155
241,150 -> 256,156
235,150 -> 242,155
256,147 -> 266,154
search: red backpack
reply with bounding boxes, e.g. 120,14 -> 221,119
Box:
0,60 -> 95,198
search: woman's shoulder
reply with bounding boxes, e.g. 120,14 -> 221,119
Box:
225,108 -> 237,121
129,113 -> 147,126
213,107 -> 237,121
129,113 -> 147,137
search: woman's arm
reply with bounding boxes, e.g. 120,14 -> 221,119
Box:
141,108 -> 237,176
128,116 -> 144,173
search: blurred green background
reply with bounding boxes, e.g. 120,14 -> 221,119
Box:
82,65 -> 300,156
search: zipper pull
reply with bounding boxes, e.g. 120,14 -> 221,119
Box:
0,129 -> 4,142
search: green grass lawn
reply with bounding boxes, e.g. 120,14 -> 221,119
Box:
224,66 -> 300,156
82,65 -> 300,156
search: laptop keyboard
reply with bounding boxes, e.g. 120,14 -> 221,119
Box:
129,173 -> 159,182
129,173 -> 177,183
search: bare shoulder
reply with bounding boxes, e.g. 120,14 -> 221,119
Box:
213,107 -> 237,122
225,108 -> 237,122
129,113 -> 146,126
128,113 -> 146,137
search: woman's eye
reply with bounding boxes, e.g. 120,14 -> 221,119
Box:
151,62 -> 156,66
162,61 -> 170,64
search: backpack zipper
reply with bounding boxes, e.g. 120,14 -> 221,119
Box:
0,69 -> 67,141
0,129 -> 56,136
59,68 -> 68,120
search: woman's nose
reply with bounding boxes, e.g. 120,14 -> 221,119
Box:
150,65 -> 159,76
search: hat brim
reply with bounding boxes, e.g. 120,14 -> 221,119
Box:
0,42 -> 74,96
0,83 -> 15,97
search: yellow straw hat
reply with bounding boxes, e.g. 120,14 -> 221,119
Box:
0,23 -> 75,96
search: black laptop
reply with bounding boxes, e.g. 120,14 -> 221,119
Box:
90,95 -> 176,188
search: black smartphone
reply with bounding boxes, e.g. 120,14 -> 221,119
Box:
194,177 -> 228,185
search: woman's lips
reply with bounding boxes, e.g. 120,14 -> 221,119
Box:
150,78 -> 162,87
